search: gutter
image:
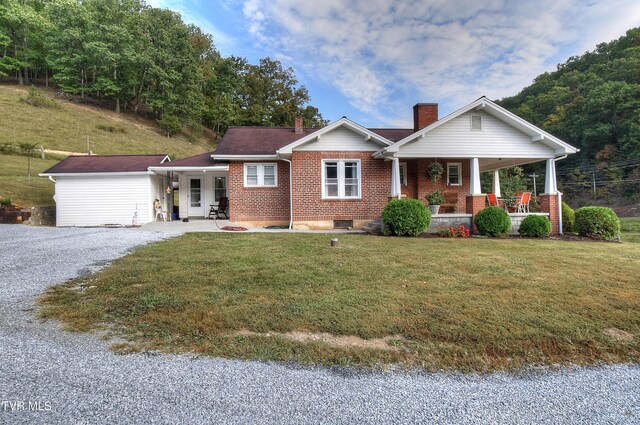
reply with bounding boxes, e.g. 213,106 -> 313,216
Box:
276,152 -> 294,230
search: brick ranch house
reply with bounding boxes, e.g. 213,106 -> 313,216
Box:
42,97 -> 578,234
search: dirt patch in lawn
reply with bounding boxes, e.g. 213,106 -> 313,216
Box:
603,328 -> 634,342
229,330 -> 407,351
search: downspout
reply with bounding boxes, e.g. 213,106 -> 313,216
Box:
277,152 -> 293,230
553,154 -> 567,234
48,176 -> 56,183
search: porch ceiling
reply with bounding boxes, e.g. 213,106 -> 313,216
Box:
479,157 -> 547,172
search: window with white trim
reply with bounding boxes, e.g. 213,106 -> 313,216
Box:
322,160 -> 361,199
471,115 -> 482,130
447,162 -> 462,186
399,162 -> 408,186
244,163 -> 277,187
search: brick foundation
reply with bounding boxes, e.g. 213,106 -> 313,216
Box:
539,193 -> 560,235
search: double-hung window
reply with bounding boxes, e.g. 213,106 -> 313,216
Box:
244,163 -> 277,187
447,162 -> 462,186
322,160 -> 361,199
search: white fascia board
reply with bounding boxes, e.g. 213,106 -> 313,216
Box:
160,155 -> 171,163
385,97 -> 579,155
392,153 -> 556,159
39,171 -> 152,177
148,165 -> 229,173
211,154 -> 278,161
278,117 -> 393,154
385,98 -> 486,153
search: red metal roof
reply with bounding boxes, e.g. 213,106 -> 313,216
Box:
42,154 -> 168,174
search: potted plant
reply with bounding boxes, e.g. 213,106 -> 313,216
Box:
502,191 -> 517,212
428,162 -> 444,182
425,189 -> 445,214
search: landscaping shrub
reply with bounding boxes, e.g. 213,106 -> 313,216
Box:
562,201 -> 575,233
574,206 -> 620,240
382,198 -> 431,236
474,206 -> 511,237
158,114 -> 182,137
0,197 -> 12,206
23,86 -> 59,108
518,215 -> 551,237
0,143 -> 16,154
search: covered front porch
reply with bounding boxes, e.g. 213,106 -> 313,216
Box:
149,156 -> 229,220
386,155 -> 563,234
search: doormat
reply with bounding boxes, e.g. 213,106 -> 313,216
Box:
221,226 -> 248,231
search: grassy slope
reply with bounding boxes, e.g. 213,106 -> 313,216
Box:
0,84 -> 214,207
40,233 -> 640,372
620,218 -> 640,243
0,155 -> 59,206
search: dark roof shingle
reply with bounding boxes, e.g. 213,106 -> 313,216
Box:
42,154 -> 168,174
158,152 -> 226,167
214,126 -> 414,156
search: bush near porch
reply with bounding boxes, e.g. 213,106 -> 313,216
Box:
39,233 -> 640,372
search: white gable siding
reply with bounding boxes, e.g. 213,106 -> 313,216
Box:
396,111 -> 556,158
295,127 -> 382,152
54,175 -> 152,226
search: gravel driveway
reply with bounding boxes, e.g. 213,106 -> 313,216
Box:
1,224 -> 638,424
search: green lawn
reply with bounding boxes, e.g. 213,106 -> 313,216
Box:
621,217 -> 640,243
39,233 -> 640,371
0,154 -> 57,206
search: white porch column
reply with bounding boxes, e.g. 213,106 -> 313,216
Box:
492,170 -> 501,197
470,157 -> 481,195
391,158 -> 401,198
544,158 -> 557,194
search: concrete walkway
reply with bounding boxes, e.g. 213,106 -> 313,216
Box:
140,218 -> 365,234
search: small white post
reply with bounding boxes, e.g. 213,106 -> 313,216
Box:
492,169 -> 501,197
470,157 -> 481,195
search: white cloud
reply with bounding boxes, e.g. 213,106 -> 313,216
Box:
146,0 -> 235,53
242,0 -> 640,126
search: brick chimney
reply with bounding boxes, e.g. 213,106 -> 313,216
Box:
413,103 -> 438,131
294,116 -> 303,133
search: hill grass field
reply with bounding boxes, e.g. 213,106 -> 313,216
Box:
0,84 -> 215,207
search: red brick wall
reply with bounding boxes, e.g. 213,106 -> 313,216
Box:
407,158 -> 471,212
228,161 -> 290,222
539,194 -> 560,235
291,151 -> 391,222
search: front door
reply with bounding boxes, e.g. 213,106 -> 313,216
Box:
188,176 -> 204,216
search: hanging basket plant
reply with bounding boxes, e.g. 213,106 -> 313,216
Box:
428,161 -> 444,182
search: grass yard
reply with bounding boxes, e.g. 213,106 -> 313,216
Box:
39,233 -> 640,371
0,154 -> 58,206
620,217 -> 640,243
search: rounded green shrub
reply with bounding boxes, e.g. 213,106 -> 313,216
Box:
562,201 -> 575,233
574,206 -> 620,240
158,114 -> 182,137
474,206 -> 511,237
518,215 -> 551,237
382,198 -> 431,236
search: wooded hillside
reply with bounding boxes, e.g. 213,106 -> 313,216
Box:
0,0 -> 326,136
498,28 -> 640,207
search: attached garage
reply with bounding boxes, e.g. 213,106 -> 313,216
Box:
41,155 -> 170,227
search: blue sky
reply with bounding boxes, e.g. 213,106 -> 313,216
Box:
147,0 -> 640,128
